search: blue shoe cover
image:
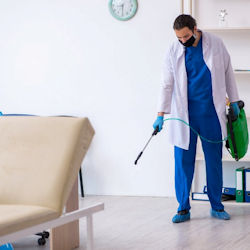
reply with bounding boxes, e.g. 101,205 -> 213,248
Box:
211,209 -> 230,220
0,244 -> 14,250
172,212 -> 190,223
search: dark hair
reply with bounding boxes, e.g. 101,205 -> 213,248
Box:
173,14 -> 197,31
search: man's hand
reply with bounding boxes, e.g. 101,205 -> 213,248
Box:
231,102 -> 240,117
153,116 -> 164,132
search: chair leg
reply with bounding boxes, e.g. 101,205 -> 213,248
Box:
79,167 -> 84,197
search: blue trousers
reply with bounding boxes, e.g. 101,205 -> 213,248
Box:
174,113 -> 224,212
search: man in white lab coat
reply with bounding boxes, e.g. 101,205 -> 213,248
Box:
153,14 -> 240,223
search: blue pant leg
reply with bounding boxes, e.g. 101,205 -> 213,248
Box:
174,121 -> 198,212
200,114 -> 224,211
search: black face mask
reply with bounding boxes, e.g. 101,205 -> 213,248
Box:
179,34 -> 196,47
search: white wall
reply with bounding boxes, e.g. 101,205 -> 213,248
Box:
0,1 -> 180,197
1,0 -> 247,197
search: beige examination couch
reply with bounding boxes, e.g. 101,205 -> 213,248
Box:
0,116 -> 104,250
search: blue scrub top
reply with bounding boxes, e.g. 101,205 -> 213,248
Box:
185,36 -> 216,117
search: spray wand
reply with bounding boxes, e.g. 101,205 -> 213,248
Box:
134,116 -> 230,165
134,126 -> 159,165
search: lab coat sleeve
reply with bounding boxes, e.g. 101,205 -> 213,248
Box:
157,48 -> 174,114
222,42 -> 239,102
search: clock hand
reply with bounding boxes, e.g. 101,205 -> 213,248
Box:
121,3 -> 124,16
116,0 -> 124,16
116,0 -> 124,6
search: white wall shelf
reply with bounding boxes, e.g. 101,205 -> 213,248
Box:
201,27 -> 250,32
196,154 -> 250,162
191,200 -> 250,206
234,71 -> 250,75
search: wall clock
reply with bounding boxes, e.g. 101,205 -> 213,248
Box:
109,0 -> 138,21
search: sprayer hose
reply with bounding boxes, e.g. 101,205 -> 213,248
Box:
164,118 -> 228,144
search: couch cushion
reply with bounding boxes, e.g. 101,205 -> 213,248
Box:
0,204 -> 59,236
0,117 -> 95,214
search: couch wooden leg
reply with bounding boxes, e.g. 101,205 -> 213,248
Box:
50,178 -> 79,250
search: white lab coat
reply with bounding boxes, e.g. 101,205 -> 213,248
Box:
158,31 -> 239,150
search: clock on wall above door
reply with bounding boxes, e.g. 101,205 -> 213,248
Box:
108,0 -> 138,21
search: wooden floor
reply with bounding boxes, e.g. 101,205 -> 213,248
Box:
12,195 -> 250,250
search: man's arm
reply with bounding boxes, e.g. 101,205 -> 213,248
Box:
158,112 -> 165,117
153,48 -> 174,132
222,42 -> 239,102
157,48 -> 174,115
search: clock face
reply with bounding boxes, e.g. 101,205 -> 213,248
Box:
109,0 -> 138,21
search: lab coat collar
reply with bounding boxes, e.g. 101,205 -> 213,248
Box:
201,31 -> 212,71
175,29 -> 208,59
176,41 -> 185,59
201,30 -> 209,56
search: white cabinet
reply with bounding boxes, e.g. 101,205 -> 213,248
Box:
183,0 -> 250,29
183,0 -> 250,205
